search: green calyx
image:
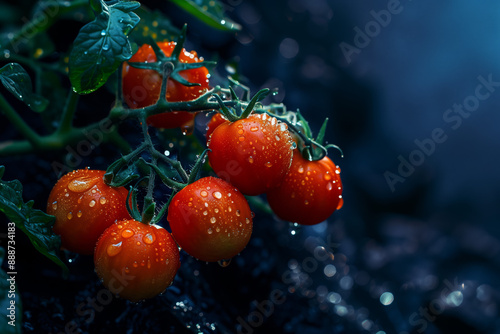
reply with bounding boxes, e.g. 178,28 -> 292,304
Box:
212,87 -> 270,122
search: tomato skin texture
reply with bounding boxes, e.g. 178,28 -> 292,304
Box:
122,42 -> 210,129
207,113 -> 294,196
46,169 -> 131,255
167,177 -> 253,262
205,112 -> 228,139
94,219 -> 180,302
266,151 -> 343,225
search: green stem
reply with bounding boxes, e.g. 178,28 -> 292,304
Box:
0,92 -> 41,146
57,90 -> 79,134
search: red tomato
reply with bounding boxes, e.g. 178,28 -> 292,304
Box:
94,219 -> 180,302
47,169 -> 131,255
207,113 -> 294,195
205,112 -> 228,139
167,177 -> 252,262
266,151 -> 343,225
122,42 -> 210,130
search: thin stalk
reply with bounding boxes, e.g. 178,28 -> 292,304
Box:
0,93 -> 41,146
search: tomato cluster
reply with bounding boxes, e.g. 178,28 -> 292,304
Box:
46,41 -> 343,302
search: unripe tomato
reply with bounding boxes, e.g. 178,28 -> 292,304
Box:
47,169 -> 131,255
94,219 -> 180,302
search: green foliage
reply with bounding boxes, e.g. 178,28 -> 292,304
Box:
0,166 -> 68,274
0,249 -> 22,334
0,63 -> 48,112
69,0 -> 141,94
170,0 -> 241,31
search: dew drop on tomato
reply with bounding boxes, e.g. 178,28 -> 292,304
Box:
52,201 -> 57,210
207,228 -> 213,234
107,242 -> 122,257
68,178 -> 97,193
99,197 -> 107,205
143,233 -> 155,244
213,191 -> 222,199
67,212 -> 73,220
210,217 -> 216,224
89,200 -> 96,207
337,197 -> 344,210
121,229 -> 134,238
218,259 -> 232,267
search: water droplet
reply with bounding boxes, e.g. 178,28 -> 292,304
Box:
250,126 -> 259,132
102,44 -> 109,51
213,191 -> 222,199
324,172 -> 332,181
218,259 -> 231,267
336,197 -> 344,210
64,193 -> 70,197
280,123 -> 288,131
200,190 -> 208,197
271,117 -> 277,126
100,30 -> 106,36
77,211 -> 82,218
238,129 -> 244,135
228,206 -> 232,212
147,259 -> 152,269
262,114 -> 267,120
203,210 -> 208,215
265,162 -> 273,168
204,202 -> 208,207
210,217 -> 216,224
275,135 -> 281,141
248,156 -> 254,164
121,229 -> 134,238
99,197 -> 107,205
207,228 -> 213,234
143,233 -> 155,244
214,208 -> 219,213
133,262 -> 138,268
236,210 -> 241,217
380,292 -> 394,306
304,200 -> 309,205
107,242 -> 122,257
52,201 -> 57,210
238,136 -> 245,142
301,180 -> 306,185
298,166 -> 304,174
89,200 -> 96,207
246,218 -> 251,224
67,212 -> 73,220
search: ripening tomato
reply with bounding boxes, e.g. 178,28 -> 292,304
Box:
94,219 -> 180,302
266,151 -> 343,225
207,113 -> 294,195
47,169 -> 131,255
122,41 -> 210,130
167,177 -> 253,262
205,112 -> 228,139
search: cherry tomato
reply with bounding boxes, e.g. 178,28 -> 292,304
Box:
266,151 -> 343,225
205,112 -> 228,139
47,169 -> 131,255
167,177 -> 253,262
94,219 -> 180,302
207,113 -> 294,195
122,41 -> 210,131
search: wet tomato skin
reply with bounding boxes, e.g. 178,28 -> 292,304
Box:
167,177 -> 253,262
47,169 -> 131,255
266,151 -> 343,225
122,42 -> 210,130
205,112 -> 228,139
94,219 -> 180,302
207,113 -> 294,196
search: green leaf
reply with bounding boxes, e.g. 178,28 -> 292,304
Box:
69,0 -> 141,94
170,0 -> 241,31
0,166 -> 68,274
0,248 -> 22,334
0,63 -> 49,112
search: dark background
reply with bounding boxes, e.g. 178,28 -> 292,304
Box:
1,0 -> 500,333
